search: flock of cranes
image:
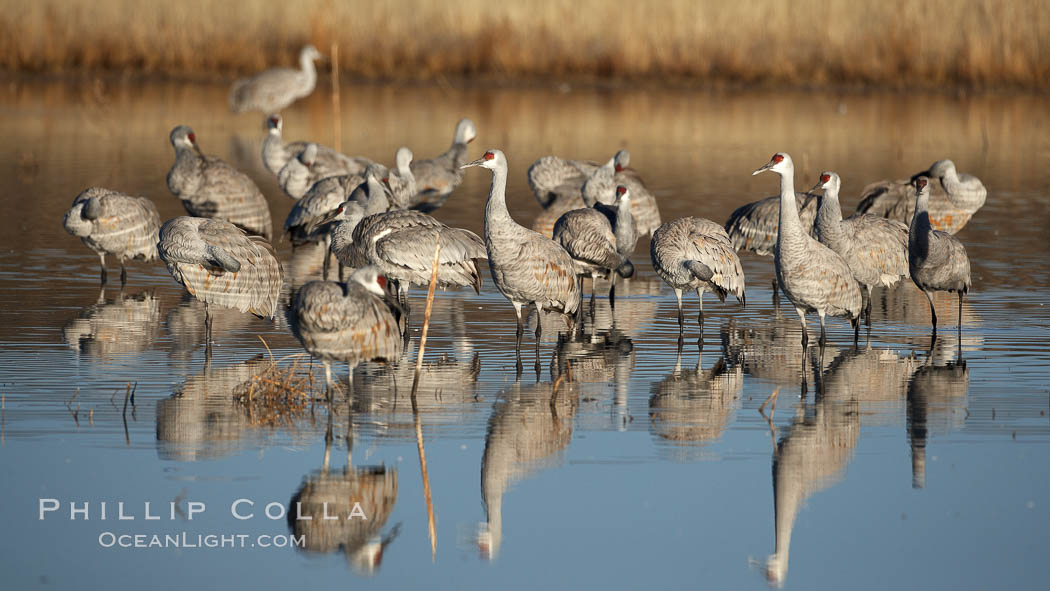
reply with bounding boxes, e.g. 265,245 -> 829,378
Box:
61,45 -> 986,388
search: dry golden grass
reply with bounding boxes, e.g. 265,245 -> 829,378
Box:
2,0 -> 1047,88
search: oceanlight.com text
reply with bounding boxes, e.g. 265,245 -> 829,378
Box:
97,532 -> 305,549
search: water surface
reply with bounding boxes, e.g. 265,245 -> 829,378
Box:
1,78 -> 1048,590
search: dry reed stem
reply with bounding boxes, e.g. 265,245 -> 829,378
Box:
1,0 -> 1047,89
409,237 -> 441,560
331,42 -> 341,152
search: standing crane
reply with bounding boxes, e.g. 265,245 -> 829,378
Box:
62,187 -> 161,285
908,176 -> 971,336
725,177 -> 819,307
462,149 -> 580,341
650,214 -> 745,334
407,118 -> 476,212
290,266 -> 403,392
812,171 -> 909,326
167,125 -> 273,241
552,187 -> 635,312
229,45 -> 322,114
157,217 -> 283,356
316,200 -> 487,330
753,153 -> 861,350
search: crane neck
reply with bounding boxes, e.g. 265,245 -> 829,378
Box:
300,52 -> 317,81
815,189 -> 846,250
484,164 -> 514,227
776,168 -> 804,246
909,193 -> 932,256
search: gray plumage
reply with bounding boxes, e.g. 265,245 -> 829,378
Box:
908,176 -> 971,331
813,171 -> 909,325
725,189 -> 819,256
526,150 -> 629,209
290,266 -> 403,387
463,149 -> 581,337
855,159 -> 987,234
408,118 -> 476,212
285,173 -> 364,246
326,206 -> 487,300
349,165 -> 394,216
158,216 -> 283,319
262,114 -> 373,178
229,45 -> 321,114
754,153 -> 861,349
531,194 -> 582,239
277,142 -> 323,199
62,187 -> 161,285
651,215 -> 746,331
387,147 -> 417,210
552,204 -> 634,302
580,150 -> 661,238
167,125 -> 273,241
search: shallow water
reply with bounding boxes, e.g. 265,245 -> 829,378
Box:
1,78 -> 1048,589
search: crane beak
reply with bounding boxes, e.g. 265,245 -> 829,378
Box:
809,180 -> 825,192
461,157 -> 487,169
752,163 -> 773,176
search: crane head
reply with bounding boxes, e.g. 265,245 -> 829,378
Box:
752,152 -> 792,176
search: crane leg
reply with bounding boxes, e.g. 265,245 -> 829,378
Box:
925,290 -> 937,333
98,253 -> 107,285
576,277 -> 585,325
863,287 -> 872,326
796,307 -> 809,352
534,301 -> 543,339
674,288 -> 684,332
513,301 -> 524,338
323,360 -> 334,402
120,262 -> 127,287
338,264 -> 346,283
322,248 -> 331,281
609,278 -> 616,310
695,288 -> 705,331
957,291 -> 963,329
818,311 -> 827,348
772,278 -> 780,310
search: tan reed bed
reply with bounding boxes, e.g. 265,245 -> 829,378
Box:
2,0 -> 1047,89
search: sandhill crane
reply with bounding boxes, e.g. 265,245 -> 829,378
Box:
408,118 -> 476,212
290,266 -> 403,391
316,200 -> 486,328
157,217 -> 283,355
167,126 -> 273,241
753,153 -> 861,350
726,179 -> 819,305
229,45 -> 322,114
650,215 -> 745,334
856,159 -> 987,234
580,150 -> 662,238
62,187 -> 161,285
277,142 -> 319,199
349,165 -> 393,215
262,114 -> 373,177
387,147 -> 417,210
812,171 -> 909,326
908,176 -> 971,334
462,149 -> 580,340
285,172 -> 364,279
527,150 -> 630,210
552,189 -> 635,310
